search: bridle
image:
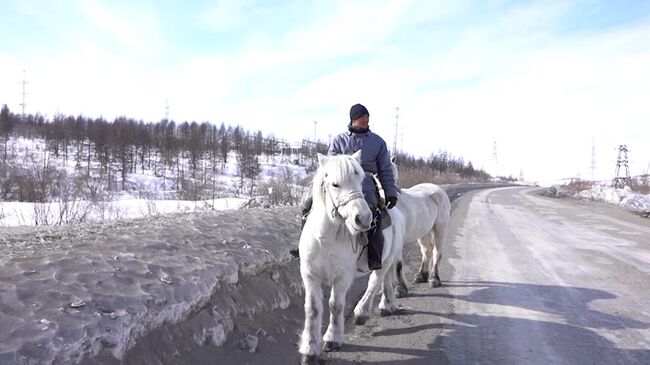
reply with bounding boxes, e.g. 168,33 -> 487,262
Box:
320,180 -> 370,260
325,184 -> 365,220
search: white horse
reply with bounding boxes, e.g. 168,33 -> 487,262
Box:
389,159 -> 451,295
298,152 -> 405,365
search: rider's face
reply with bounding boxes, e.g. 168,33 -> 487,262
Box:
352,114 -> 369,129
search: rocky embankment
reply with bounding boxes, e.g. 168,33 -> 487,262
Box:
0,207 -> 301,365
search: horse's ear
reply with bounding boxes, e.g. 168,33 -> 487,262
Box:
352,150 -> 362,163
317,153 -> 328,167
391,155 -> 397,163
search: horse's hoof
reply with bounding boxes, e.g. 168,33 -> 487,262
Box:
301,354 -> 319,365
322,341 -> 342,352
379,308 -> 395,317
394,284 -> 408,298
429,278 -> 442,288
354,315 -> 368,325
413,271 -> 428,283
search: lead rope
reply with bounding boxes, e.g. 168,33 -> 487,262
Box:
350,233 -> 369,262
350,235 -> 367,263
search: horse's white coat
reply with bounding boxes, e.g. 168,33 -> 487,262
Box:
298,152 -> 406,361
391,162 -> 451,288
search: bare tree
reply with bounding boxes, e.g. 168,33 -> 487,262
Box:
0,104 -> 15,162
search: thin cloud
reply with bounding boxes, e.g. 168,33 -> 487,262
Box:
196,0 -> 259,32
1,1 -> 648,181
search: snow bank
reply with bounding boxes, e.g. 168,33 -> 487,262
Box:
544,184 -> 650,213
0,206 -> 302,364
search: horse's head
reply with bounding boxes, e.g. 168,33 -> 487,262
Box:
315,151 -> 373,234
390,155 -> 399,182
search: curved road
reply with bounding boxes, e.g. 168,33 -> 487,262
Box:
213,186 -> 650,364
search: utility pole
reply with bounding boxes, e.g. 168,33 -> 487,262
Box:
313,120 -> 317,142
591,138 -> 596,181
492,140 -> 499,177
164,99 -> 170,121
612,144 -> 631,188
393,107 -> 399,154
19,70 -> 28,120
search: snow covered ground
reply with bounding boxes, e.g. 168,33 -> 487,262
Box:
578,185 -> 650,212
544,183 -> 650,213
0,197 -> 251,227
0,137 -> 309,227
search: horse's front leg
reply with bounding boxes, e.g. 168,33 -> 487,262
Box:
299,274 -> 323,364
323,277 -> 352,352
353,268 -> 388,325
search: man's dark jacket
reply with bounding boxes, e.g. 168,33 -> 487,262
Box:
328,127 -> 397,207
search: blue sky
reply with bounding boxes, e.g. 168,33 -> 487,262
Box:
1,0 -> 649,182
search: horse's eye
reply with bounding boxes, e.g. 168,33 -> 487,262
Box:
332,183 -> 340,188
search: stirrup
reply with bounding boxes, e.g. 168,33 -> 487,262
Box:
289,248 -> 300,258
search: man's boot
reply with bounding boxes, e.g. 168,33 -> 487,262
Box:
367,209 -> 383,270
290,197 -> 313,259
289,212 -> 308,258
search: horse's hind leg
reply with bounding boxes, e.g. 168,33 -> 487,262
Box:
299,275 -> 323,361
429,222 -> 448,288
414,232 -> 433,283
380,262 -> 399,316
394,259 -> 409,298
323,278 -> 352,352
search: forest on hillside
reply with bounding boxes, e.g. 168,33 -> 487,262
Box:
0,104 -> 492,206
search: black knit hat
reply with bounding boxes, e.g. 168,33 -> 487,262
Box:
349,104 -> 369,121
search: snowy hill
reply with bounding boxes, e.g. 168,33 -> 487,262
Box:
0,136 -> 309,227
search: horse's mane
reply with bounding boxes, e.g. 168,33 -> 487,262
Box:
390,161 -> 403,193
309,155 -> 363,239
312,155 -> 362,205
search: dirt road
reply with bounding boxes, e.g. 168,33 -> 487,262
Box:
210,186 -> 650,364
201,188 -> 650,365
321,186 -> 650,364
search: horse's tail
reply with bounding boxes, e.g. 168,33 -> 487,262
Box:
431,186 -> 451,227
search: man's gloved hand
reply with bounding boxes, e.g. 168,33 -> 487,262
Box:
386,196 -> 398,209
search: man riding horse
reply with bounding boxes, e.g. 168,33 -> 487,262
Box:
292,103 -> 399,270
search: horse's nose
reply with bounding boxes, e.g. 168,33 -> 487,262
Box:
355,212 -> 371,228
